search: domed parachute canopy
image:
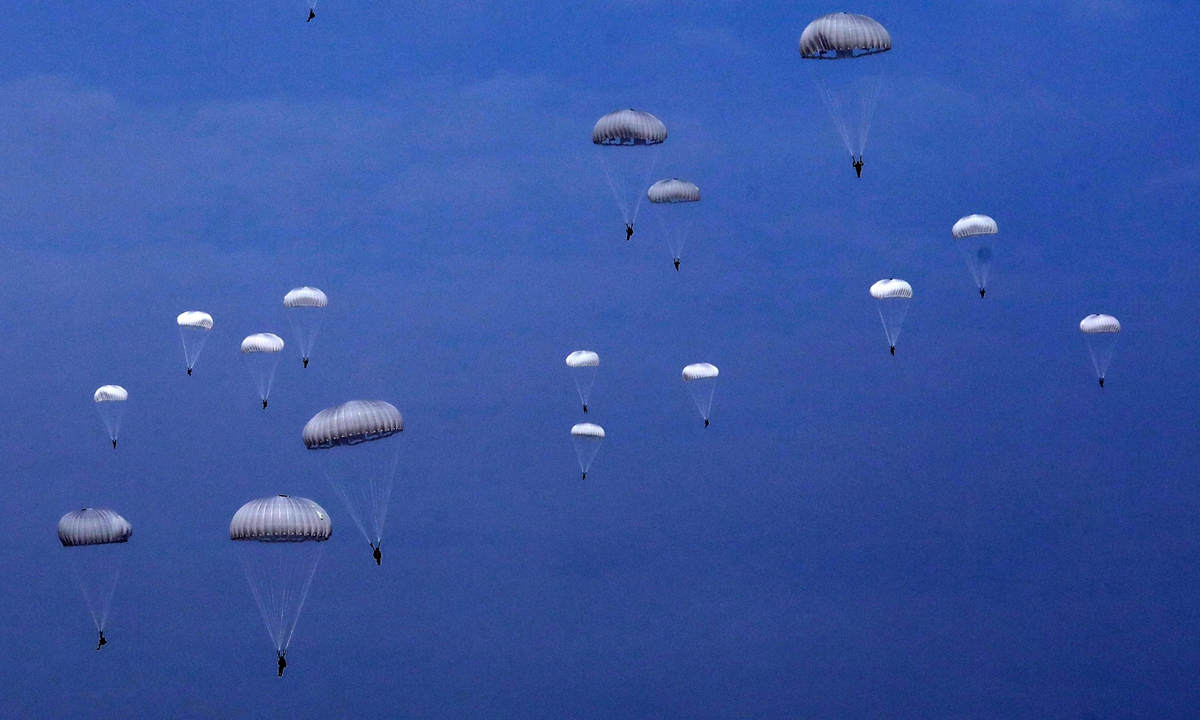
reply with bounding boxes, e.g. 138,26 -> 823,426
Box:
283,287 -> 328,308
93,385 -> 128,403
682,363 -> 719,426
1080,314 -> 1121,334
58,508 -> 132,646
870,279 -> 913,299
58,509 -> 132,547
571,423 -> 606,439
566,351 -> 600,368
230,496 -> 331,668
1080,314 -> 1121,386
952,214 -> 998,239
799,12 -> 892,59
952,216 -> 998,297
648,179 -> 700,204
176,311 -> 214,330
230,495 -> 331,542
571,423 -> 605,479
870,280 -> 912,355
682,362 -> 720,381
592,109 -> 667,146
241,333 -> 285,353
303,403 -> 403,563
303,400 -> 403,449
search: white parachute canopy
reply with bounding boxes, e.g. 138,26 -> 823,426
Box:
230,495 -> 331,661
1080,314 -> 1121,386
283,287 -> 328,368
58,508 -> 132,641
241,333 -> 284,408
647,179 -> 701,270
571,423 -> 605,479
799,12 -> 891,165
870,279 -> 912,355
565,351 -> 600,412
682,363 -> 719,426
93,385 -> 127,448
593,109 -> 667,240
176,311 -> 214,375
303,400 -> 404,562
952,215 -> 998,297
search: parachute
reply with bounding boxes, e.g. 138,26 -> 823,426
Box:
570,423 -> 605,479
799,12 -> 891,173
303,400 -> 403,565
952,215 -> 998,298
593,109 -> 667,241
93,385 -> 127,449
565,351 -> 600,412
1080,314 -> 1120,387
176,311 -> 213,376
647,179 -> 701,270
870,279 -> 912,355
230,495 -> 331,674
58,508 -> 132,648
682,363 -> 719,427
283,287 -> 327,369
241,333 -> 284,409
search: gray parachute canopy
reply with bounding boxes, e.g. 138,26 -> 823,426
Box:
58,509 -> 132,547
230,496 -> 332,542
800,12 -> 891,59
648,179 -> 700,204
952,214 -> 998,238
302,400 -> 404,449
592,110 -> 667,146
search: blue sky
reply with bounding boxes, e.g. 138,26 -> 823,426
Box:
1,1 -> 1199,717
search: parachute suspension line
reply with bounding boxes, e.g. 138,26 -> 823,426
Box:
281,545 -> 322,652
599,154 -> 632,226
238,544 -> 324,654
856,74 -> 883,157
814,78 -> 856,157
70,554 -> 122,632
330,481 -> 373,546
629,146 -> 662,228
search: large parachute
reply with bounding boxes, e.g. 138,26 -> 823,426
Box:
647,179 -> 701,271
303,400 -> 403,565
284,287 -> 328,369
93,385 -> 127,449
870,279 -> 912,355
58,508 -> 132,649
241,333 -> 285,409
570,423 -> 605,479
177,311 -> 214,376
799,12 -> 892,175
1080,314 -> 1120,387
593,109 -> 667,241
682,363 -> 719,427
231,495 -> 331,676
565,351 -> 600,413
952,215 -> 998,298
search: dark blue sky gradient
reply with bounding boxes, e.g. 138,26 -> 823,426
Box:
1,1 -> 1199,717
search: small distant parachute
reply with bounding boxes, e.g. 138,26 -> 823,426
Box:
1080,314 -> 1120,387
647,179 -> 701,271
59,508 -> 132,650
283,287 -> 328,369
682,363 -> 719,427
304,400 -> 404,565
799,12 -> 891,175
952,215 -> 998,298
230,495 -> 331,676
571,423 -> 605,479
593,109 -> 667,241
565,351 -> 600,412
870,279 -> 912,356
93,385 -> 127,449
177,311 -> 213,376
241,333 -> 285,409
